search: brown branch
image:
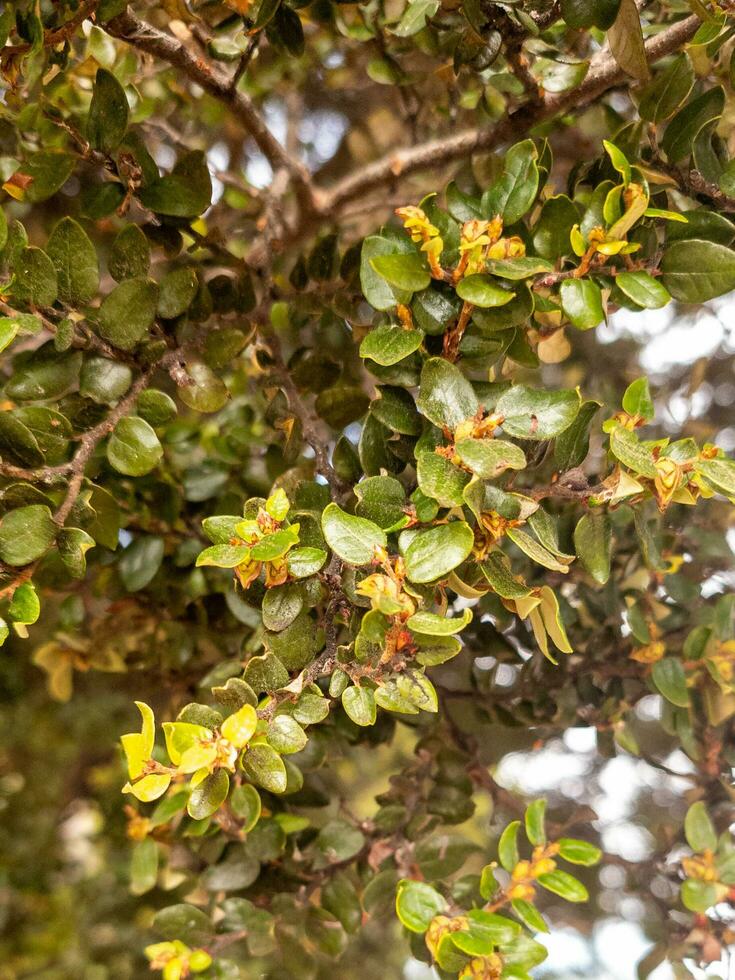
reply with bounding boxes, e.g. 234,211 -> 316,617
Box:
0,352 -> 182,598
0,298 -> 136,366
105,8 -> 316,215
320,14 -> 701,213
257,555 -> 345,721
258,322 -> 348,499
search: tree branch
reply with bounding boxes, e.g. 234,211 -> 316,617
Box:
0,351 -> 182,597
320,14 -> 701,212
258,322 -> 349,499
106,8 -> 316,215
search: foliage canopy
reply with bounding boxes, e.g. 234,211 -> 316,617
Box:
2,0 -> 735,977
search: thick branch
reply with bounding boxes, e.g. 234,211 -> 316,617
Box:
106,9 -> 316,214
321,14 -> 701,212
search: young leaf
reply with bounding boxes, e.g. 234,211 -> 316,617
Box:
684,802 -> 717,854
525,799 -> 547,846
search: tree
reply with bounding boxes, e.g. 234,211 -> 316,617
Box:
1,0 -> 735,976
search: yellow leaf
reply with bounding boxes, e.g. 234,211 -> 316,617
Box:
178,741 -> 218,774
538,586 -> 573,655
123,773 -> 171,802
221,703 -> 258,748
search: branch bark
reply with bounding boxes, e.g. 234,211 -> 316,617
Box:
106,9 -> 316,215
320,14 -> 701,213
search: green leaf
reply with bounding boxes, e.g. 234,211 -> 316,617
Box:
0,318 -> 19,353
355,475 -> 406,529
638,53 -> 694,122
557,838 -> 603,866
390,0 -> 439,36
396,669 -> 438,712
609,425 -> 657,478
498,820 -> 520,871
684,801 -> 717,853
187,769 -> 230,820
267,715 -> 307,754
286,547 -> 327,578
404,522 -> 474,583
662,87 -> 724,163
178,361 -> 229,413
87,68 -> 129,153
416,357 -> 479,429
560,278 -> 605,330
321,503 -> 386,565
8,581 -> 40,626
651,658 -> 689,707
456,275 -> 515,307
455,438 -> 526,479
6,345 -> 82,401
153,904 -> 214,946
486,257 -> 554,280
109,225 -> 150,282
681,879 -> 717,913
506,527 -> 571,573
661,240 -> 735,303
58,528 -> 96,578
157,267 -> 199,319
533,195 -> 579,260
361,236 -> 412,311
15,247 -> 58,307
511,899 -> 548,933
359,325 -> 424,365
525,799 -> 547,846
341,686 -> 377,726
561,0 -> 620,30
537,869 -> 588,902
452,910 -> 520,955
0,505 -> 57,566
667,209 -> 734,246
80,357 -> 132,404
696,458 -> 735,498
46,218 -> 99,305
262,583 -> 303,631
416,452 -> 470,508
98,277 -> 158,350
574,512 -> 611,584
481,553 -> 532,600
316,819 -> 365,865
24,150 -> 76,204
622,377 -> 654,420
616,270 -> 671,310
196,543 -> 250,568
406,608 -> 472,636
395,879 -> 447,933
119,536 -> 165,591
241,742 -> 288,793
130,837 -> 159,896
0,411 -> 43,467
139,151 -> 212,217
370,252 -> 430,292
230,784 -> 262,832
496,385 -> 580,440
483,140 -> 539,224
107,417 -> 164,476
370,386 -> 421,435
